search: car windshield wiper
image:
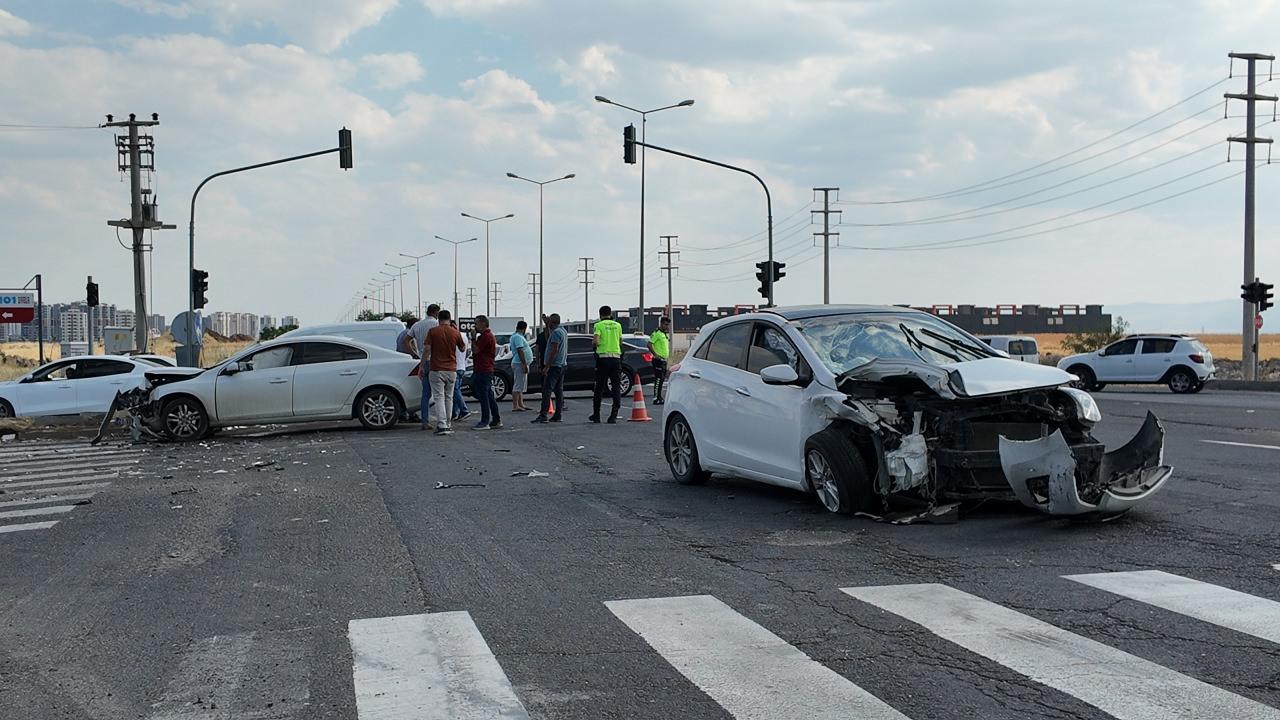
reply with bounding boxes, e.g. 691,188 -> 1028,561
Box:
918,328 -> 991,360
899,323 -> 961,363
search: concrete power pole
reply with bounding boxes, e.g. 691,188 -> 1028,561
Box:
578,258 -> 595,325
812,188 -> 841,305
467,287 -> 477,318
104,113 -> 175,353
658,236 -> 679,321
490,282 -> 502,316
527,273 -> 540,323
1226,53 -> 1277,381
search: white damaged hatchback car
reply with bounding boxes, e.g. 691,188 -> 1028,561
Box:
662,306 -> 1173,518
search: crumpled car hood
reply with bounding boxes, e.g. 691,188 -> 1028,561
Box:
843,356 -> 1077,399
144,367 -> 206,386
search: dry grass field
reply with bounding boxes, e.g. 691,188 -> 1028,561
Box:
1033,333 -> 1280,361
0,336 -> 254,381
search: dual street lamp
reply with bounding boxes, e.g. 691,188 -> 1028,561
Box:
595,96 -> 694,332
506,172 -> 574,337
399,251 -> 436,319
435,235 -> 477,319
460,212 -> 515,316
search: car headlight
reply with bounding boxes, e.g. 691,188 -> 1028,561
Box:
1059,387 -> 1102,424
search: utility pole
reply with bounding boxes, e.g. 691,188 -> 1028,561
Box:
467,287 -> 477,318
490,281 -> 502,315
812,188 -> 841,304
1227,52 -> 1277,381
527,273 -> 540,322
578,257 -> 595,324
104,113 -> 174,353
658,236 -> 679,321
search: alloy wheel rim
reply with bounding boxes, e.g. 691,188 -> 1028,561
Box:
808,450 -> 840,512
668,421 -> 692,476
166,403 -> 200,437
363,394 -> 395,426
1171,373 -> 1191,392
492,377 -> 506,398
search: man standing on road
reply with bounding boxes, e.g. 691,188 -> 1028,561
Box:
423,309 -> 465,435
406,304 -> 441,429
396,316 -> 419,357
509,320 -> 532,412
451,319 -> 472,424
470,315 -> 502,430
649,316 -> 671,405
532,313 -> 566,424
590,305 -> 624,424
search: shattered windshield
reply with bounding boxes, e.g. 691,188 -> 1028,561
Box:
794,312 -> 996,376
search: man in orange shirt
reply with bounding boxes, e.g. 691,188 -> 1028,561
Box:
423,310 -> 467,435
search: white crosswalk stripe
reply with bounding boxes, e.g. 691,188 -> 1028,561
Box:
0,504 -> 77,520
0,491 -> 97,507
1066,570 -> 1280,645
0,520 -> 59,533
0,439 -> 146,536
606,594 -> 909,720
348,611 -> 529,720
843,583 -> 1280,720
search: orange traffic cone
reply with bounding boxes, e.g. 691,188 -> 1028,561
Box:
548,396 -> 557,416
628,372 -> 652,422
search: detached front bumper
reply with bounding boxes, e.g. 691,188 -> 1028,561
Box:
998,412 -> 1172,515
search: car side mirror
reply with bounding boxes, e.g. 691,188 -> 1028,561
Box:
760,364 -> 801,386
224,361 -> 252,375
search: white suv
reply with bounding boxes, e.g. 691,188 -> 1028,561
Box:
1057,335 -> 1214,393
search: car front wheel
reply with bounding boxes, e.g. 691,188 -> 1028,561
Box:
0,399 -> 13,418
1167,368 -> 1196,394
490,372 -> 510,401
356,388 -> 402,430
160,396 -> 209,441
665,414 -> 710,485
805,427 -> 875,515
618,367 -> 634,398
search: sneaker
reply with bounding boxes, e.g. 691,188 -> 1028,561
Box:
489,420 -> 503,429
434,428 -> 451,436
549,415 -> 563,423
607,415 -> 618,424
531,416 -> 548,424
456,410 -> 472,421
588,414 -> 601,424
473,421 -> 490,431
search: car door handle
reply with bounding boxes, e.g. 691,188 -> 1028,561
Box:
688,371 -> 702,379
268,378 -> 290,384
735,386 -> 751,397
338,370 -> 359,376
110,380 -> 127,385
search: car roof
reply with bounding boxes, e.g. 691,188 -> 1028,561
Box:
46,354 -> 142,363
257,334 -> 394,352
756,304 -> 920,321
281,321 -> 403,335
978,335 -> 1036,341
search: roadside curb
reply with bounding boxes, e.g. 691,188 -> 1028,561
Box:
1210,380 -> 1280,392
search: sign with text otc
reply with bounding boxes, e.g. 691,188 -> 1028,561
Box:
0,290 -> 36,324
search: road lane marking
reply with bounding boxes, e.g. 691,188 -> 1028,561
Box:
0,469 -> 121,484
0,491 -> 97,507
0,520 -> 58,533
843,583 -> 1280,720
348,611 -> 529,720
0,505 -> 77,520
0,458 -> 138,475
1201,440 -> 1280,451
606,594 -> 909,720
0,448 -> 140,463
1066,570 -> 1280,645
0,477 -> 115,490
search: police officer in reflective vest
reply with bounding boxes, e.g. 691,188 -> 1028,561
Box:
590,305 -> 624,424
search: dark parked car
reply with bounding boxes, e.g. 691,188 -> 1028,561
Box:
466,333 -> 656,401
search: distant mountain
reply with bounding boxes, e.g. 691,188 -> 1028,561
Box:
1105,299 -> 1256,334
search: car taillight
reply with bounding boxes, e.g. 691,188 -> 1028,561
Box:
1189,354 -> 1204,364
642,352 -> 653,363
409,364 -> 421,377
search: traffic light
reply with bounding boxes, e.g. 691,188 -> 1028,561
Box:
623,124 -> 637,164
755,260 -> 771,299
1242,281 -> 1260,303
1261,280 -> 1275,312
771,260 -> 786,284
192,268 -> 209,309
86,280 -> 99,307
338,127 -> 353,170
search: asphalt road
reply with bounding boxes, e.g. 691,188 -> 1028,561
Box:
1,388 -> 1278,719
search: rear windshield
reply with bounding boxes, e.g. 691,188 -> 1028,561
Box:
1190,340 -> 1210,353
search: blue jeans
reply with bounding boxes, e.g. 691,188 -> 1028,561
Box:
453,369 -> 469,417
419,366 -> 431,426
471,371 -> 500,425
540,365 -> 565,418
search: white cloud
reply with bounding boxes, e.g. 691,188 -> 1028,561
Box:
421,0 -> 528,17
0,9 -> 32,36
115,0 -> 398,52
361,52 -> 425,89
461,69 -> 554,117
555,44 -> 619,89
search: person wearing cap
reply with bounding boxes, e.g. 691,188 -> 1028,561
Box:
590,305 -> 624,424
649,316 -> 671,404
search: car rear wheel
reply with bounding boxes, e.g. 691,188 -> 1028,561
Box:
490,372 -> 510,401
356,388 -> 402,430
618,367 -> 634,397
1068,365 -> 1098,391
665,414 -> 710,485
805,427 -> 875,515
1167,368 -> 1196,394
0,399 -> 13,418
160,396 -> 209,441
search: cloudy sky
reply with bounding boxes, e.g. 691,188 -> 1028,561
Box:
2,0 -> 1278,328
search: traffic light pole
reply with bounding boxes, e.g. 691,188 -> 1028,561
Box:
628,138 -> 775,306
184,130 -> 352,367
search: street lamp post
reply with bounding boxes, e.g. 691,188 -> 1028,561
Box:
460,212 -> 515,316
595,96 -> 694,333
506,172 -> 575,338
399,251 -> 435,318
385,262 -> 413,314
378,270 -> 399,313
436,235 -> 477,319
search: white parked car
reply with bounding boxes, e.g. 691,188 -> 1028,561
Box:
662,306 -> 1172,518
978,335 -> 1039,363
279,318 -> 406,352
118,335 -> 421,440
0,355 -> 164,418
1057,335 -> 1214,393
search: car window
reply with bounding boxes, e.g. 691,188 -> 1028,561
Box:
296,342 -> 361,365
249,346 -> 293,370
79,359 -> 136,378
1140,339 -> 1176,354
568,337 -> 593,354
702,322 -> 752,369
746,324 -> 803,374
1103,339 -> 1138,356
32,361 -> 77,381
1008,340 -> 1036,356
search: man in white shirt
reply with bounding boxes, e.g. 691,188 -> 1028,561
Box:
406,304 -> 440,429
